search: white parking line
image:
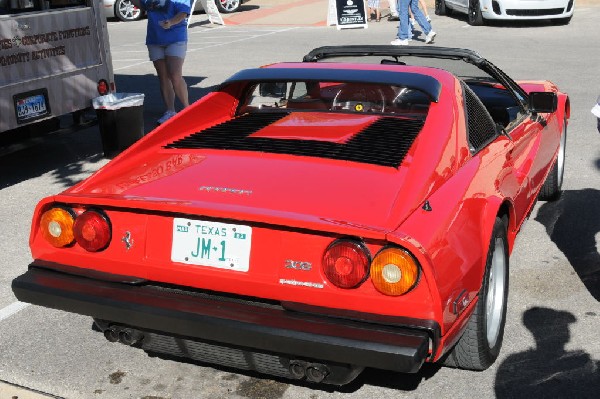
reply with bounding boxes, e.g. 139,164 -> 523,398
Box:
0,380 -> 61,398
0,301 -> 29,322
113,27 -> 297,71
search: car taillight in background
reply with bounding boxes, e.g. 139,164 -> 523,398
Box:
97,79 -> 110,95
39,206 -> 111,252
370,247 -> 419,296
322,240 -> 370,289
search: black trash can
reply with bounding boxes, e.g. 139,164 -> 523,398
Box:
93,93 -> 145,158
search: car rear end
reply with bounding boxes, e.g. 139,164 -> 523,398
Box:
14,192 -> 442,384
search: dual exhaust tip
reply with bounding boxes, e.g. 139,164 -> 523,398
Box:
103,326 -> 331,384
103,326 -> 144,346
289,360 -> 330,383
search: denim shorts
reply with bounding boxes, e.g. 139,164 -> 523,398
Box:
147,41 -> 187,61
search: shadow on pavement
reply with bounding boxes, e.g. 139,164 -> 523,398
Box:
495,307 -> 600,398
114,73 -> 211,134
340,363 -> 441,392
535,189 -> 600,301
0,119 -> 106,190
0,73 -> 215,190
143,346 -> 441,393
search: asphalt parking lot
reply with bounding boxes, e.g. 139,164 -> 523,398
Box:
1,1 -> 599,398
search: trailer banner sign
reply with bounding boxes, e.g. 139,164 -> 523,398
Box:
0,12 -> 101,86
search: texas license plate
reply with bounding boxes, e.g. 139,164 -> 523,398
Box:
171,218 -> 252,272
14,90 -> 50,123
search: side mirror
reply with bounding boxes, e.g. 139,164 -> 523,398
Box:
529,92 -> 557,113
259,82 -> 287,98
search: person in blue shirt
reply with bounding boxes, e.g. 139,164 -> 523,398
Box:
140,0 -> 191,124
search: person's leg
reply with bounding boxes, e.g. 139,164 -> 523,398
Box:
165,55 -> 189,109
398,0 -> 410,39
153,59 -> 176,113
410,0 -> 431,34
419,0 -> 430,19
408,7 -> 414,38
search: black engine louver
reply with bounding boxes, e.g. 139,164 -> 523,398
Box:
165,112 -> 424,168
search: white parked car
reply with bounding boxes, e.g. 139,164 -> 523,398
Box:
434,0 -> 574,26
103,0 -> 242,22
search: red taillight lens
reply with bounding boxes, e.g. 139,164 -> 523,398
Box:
40,207 -> 75,247
322,240 -> 370,289
73,210 -> 111,252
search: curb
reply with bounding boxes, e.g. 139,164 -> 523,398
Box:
0,381 -> 63,399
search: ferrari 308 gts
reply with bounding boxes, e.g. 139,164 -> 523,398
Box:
13,46 -> 569,385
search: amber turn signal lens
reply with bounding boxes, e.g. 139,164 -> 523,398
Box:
371,247 -> 419,296
40,207 -> 75,247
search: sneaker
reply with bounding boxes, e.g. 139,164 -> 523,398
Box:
157,110 -> 177,125
425,31 -> 436,44
426,15 -> 431,22
390,38 -> 409,46
388,14 -> 399,21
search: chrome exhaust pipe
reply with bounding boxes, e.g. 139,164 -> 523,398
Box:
119,328 -> 144,346
288,360 -> 307,380
289,360 -> 330,383
305,363 -> 329,383
103,326 -> 120,342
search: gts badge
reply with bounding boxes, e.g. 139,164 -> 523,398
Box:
285,260 -> 312,271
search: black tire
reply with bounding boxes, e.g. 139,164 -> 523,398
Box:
443,217 -> 509,370
214,0 -> 240,14
115,0 -> 143,22
468,0 -> 484,26
539,117 -> 566,201
435,0 -> 448,16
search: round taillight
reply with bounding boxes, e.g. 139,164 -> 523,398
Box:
40,207 -> 75,247
73,210 -> 111,252
322,240 -> 370,289
97,79 -> 109,95
371,247 -> 419,296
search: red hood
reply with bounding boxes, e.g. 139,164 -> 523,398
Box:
64,112 -> 440,236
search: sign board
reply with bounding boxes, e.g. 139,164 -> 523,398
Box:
327,0 -> 337,26
188,0 -> 225,26
328,0 -> 367,30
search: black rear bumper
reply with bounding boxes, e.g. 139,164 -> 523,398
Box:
12,264 -> 432,376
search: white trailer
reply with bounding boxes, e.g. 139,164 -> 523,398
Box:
0,0 -> 114,147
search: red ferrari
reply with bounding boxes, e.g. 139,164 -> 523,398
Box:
13,46 -> 568,385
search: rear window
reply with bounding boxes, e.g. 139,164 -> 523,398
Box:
238,80 -> 431,118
